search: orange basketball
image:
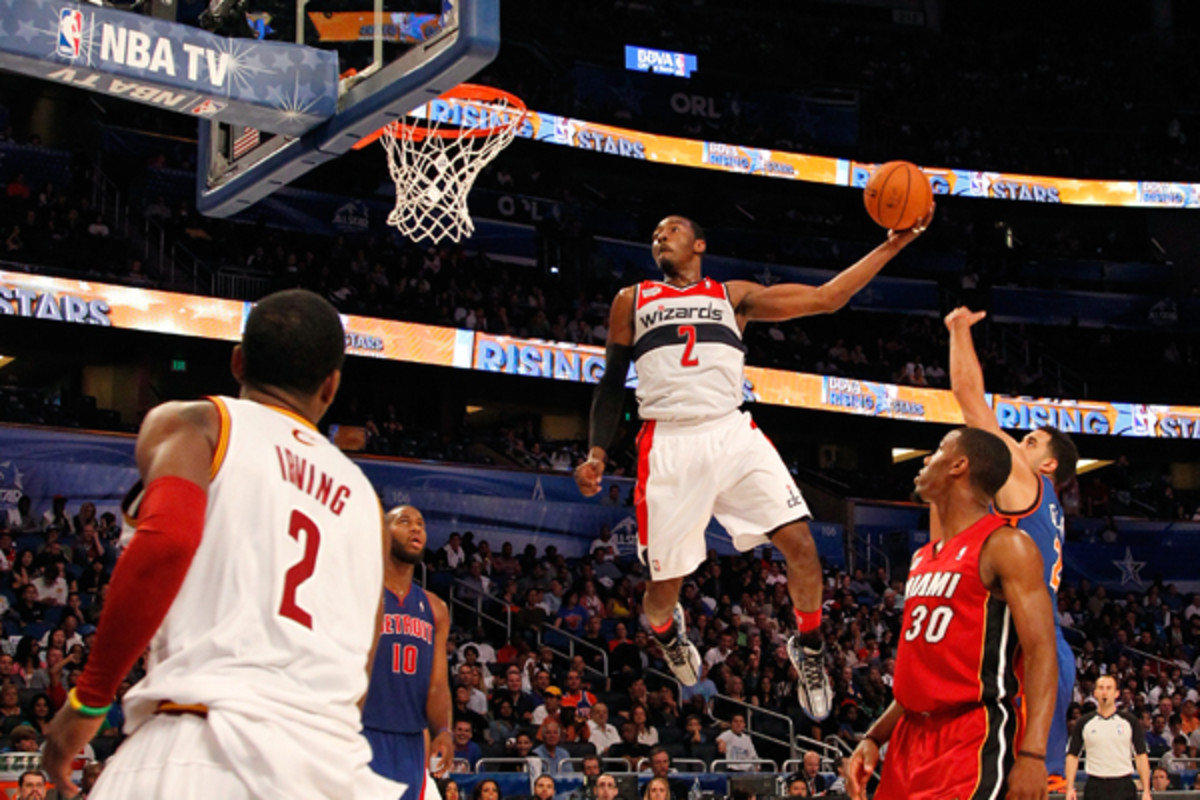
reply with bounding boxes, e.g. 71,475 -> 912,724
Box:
863,161 -> 933,231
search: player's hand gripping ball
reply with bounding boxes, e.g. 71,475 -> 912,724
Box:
864,160 -> 934,231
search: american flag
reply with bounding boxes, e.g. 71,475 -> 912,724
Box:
232,127 -> 260,159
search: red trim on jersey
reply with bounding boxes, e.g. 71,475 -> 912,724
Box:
635,278 -> 726,309
634,421 -> 656,547
74,476 -> 207,707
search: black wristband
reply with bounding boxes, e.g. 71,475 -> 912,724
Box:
1017,750 -> 1045,761
865,733 -> 884,749
588,342 -> 632,453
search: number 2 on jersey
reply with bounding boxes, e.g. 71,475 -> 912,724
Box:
279,509 -> 321,629
678,325 -> 699,367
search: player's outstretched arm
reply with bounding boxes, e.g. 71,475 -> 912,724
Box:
846,700 -> 904,800
981,526 -> 1055,800
728,206 -> 933,325
427,592 -> 454,777
576,287 -> 635,497
44,400 -> 217,795
945,307 -> 1041,511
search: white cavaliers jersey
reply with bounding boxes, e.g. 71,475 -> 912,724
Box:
633,277 -> 746,422
122,396 -> 383,745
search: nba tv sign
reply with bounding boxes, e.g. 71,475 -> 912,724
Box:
624,45 -> 697,78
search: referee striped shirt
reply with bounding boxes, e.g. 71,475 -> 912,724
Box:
1068,710 -> 1147,778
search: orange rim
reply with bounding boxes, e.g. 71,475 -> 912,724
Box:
352,83 -> 526,150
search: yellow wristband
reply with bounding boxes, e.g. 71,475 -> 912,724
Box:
67,688 -> 112,717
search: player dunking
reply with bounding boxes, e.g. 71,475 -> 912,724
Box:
575,212 -> 931,719
846,428 -> 1058,800
363,505 -> 453,798
945,306 -> 1079,787
42,289 -> 403,800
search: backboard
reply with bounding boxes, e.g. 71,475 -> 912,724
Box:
197,0 -> 498,218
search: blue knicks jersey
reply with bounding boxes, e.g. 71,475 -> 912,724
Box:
362,584 -> 435,734
995,475 -> 1064,616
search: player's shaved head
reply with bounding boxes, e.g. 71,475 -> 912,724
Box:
241,289 -> 345,395
957,428 -> 1012,499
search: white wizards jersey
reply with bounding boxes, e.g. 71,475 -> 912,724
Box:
122,396 -> 383,748
633,277 -> 746,422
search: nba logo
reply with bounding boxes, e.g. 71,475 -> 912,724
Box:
57,8 -> 83,59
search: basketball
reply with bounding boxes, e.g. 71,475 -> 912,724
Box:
863,161 -> 933,231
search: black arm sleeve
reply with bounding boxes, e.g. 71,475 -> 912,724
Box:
1125,710 -> 1148,755
1067,712 -> 1089,757
588,342 -> 633,453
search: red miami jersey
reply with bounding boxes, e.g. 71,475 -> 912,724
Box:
632,278 -> 746,422
893,513 -> 1023,714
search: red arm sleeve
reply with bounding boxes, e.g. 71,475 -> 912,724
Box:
73,476 -> 206,707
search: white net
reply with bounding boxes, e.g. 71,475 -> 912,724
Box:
380,92 -> 522,244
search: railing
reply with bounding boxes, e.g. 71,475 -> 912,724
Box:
536,622 -> 609,679
635,757 -> 707,774
708,692 -> 810,764
474,757 -> 550,774
563,758 -> 634,773
214,267 -> 271,300
710,759 -> 780,773
448,578 -> 512,640
647,667 -> 683,709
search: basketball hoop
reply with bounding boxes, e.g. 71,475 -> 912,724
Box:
356,84 -> 526,244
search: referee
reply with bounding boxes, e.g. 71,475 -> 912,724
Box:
1065,674 -> 1152,800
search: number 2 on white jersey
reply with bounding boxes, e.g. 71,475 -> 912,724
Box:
279,509 -> 321,629
678,325 -> 699,367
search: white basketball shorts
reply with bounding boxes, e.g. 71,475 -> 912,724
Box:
634,410 -> 811,581
92,711 -> 407,800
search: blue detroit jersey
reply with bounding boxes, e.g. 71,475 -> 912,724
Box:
995,473 -> 1074,775
363,584 -> 435,734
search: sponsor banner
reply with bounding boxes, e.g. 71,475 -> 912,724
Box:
0,271 -> 459,365
624,45 -> 697,78
0,0 -> 338,135
502,104 -> 1200,209
4,273 -> 1199,439
307,10 -> 443,43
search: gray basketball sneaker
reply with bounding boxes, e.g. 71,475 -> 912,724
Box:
787,635 -> 834,721
658,603 -> 702,686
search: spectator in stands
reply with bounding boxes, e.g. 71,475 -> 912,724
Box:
555,592 -> 588,637
518,589 -> 549,634
798,752 -> 827,796
471,778 -> 500,800
10,635 -> 39,684
785,775 -> 809,796
592,773 -> 619,800
559,670 -> 595,717
631,705 -> 658,747
40,496 -> 69,536
453,684 -> 487,741
534,774 -> 557,800
6,173 -> 31,200
7,496 -> 39,534
1161,734 -> 1193,782
495,665 -> 537,723
31,562 -> 68,607
439,778 -> 461,800
451,719 -> 481,771
609,720 -> 650,770
642,777 -> 671,800
457,664 -> 489,715
22,693 -> 52,737
1147,713 -> 1171,757
0,684 -> 22,730
79,761 -> 103,797
716,714 -> 758,770
827,755 -> 847,794
533,719 -> 571,774
488,698 -> 519,746
460,561 -> 492,602
603,579 -> 634,618
1152,766 -> 1173,791
6,725 -> 38,754
532,686 -> 563,726
14,770 -> 45,800
587,703 -> 620,755
704,631 -> 735,670
443,533 -> 467,571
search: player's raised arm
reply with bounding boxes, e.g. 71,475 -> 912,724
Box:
427,593 -> 454,777
980,526 -> 1056,800
576,286 -> 636,497
44,400 -> 217,794
727,207 -> 932,325
945,308 -> 1042,510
